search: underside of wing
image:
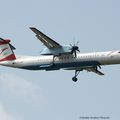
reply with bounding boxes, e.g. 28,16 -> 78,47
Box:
64,66 -> 104,76
85,67 -> 104,76
30,27 -> 62,49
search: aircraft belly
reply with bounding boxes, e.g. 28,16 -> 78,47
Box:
55,60 -> 101,70
18,60 -> 100,71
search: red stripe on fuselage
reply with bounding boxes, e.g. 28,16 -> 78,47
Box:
0,54 -> 16,62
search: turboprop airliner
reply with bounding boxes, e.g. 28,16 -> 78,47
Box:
0,27 -> 120,82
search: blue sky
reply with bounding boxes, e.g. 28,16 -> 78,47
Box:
0,0 -> 120,120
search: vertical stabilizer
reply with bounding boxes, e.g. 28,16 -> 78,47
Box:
0,38 -> 16,62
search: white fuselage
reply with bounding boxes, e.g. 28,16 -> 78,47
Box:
1,50 -> 120,71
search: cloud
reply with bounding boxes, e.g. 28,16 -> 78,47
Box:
0,73 -> 44,104
0,103 -> 23,120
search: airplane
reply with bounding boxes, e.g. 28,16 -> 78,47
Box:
0,27 -> 120,82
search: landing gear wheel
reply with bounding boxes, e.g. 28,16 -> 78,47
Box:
72,77 -> 78,82
72,70 -> 81,82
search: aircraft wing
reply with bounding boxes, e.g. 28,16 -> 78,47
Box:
85,67 -> 104,76
30,27 -> 62,49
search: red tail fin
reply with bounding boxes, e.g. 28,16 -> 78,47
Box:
0,38 -> 16,61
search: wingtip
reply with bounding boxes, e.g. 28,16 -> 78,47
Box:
29,27 -> 37,33
29,27 -> 41,34
29,27 -> 35,30
29,27 -> 39,32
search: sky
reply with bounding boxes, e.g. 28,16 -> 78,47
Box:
0,0 -> 120,120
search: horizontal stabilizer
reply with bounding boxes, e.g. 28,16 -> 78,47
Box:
0,38 -> 16,50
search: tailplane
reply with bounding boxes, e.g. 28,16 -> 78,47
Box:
0,38 -> 16,62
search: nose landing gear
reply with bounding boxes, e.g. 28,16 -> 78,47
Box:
72,70 -> 80,82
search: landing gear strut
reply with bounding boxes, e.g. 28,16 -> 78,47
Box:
72,70 -> 80,82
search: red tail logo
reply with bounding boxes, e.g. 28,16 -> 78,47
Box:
0,47 -> 8,55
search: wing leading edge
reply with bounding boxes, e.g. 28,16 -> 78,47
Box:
30,27 -> 62,49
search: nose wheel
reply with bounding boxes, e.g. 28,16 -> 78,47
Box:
72,70 -> 80,82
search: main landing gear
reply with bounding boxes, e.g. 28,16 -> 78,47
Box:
72,70 -> 80,82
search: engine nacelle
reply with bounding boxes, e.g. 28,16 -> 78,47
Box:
40,45 -> 72,56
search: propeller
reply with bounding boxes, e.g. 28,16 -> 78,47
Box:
70,41 -> 80,58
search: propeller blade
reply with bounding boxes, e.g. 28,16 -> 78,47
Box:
75,51 -> 77,58
70,44 -> 73,47
76,41 -> 79,46
69,41 -> 80,58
